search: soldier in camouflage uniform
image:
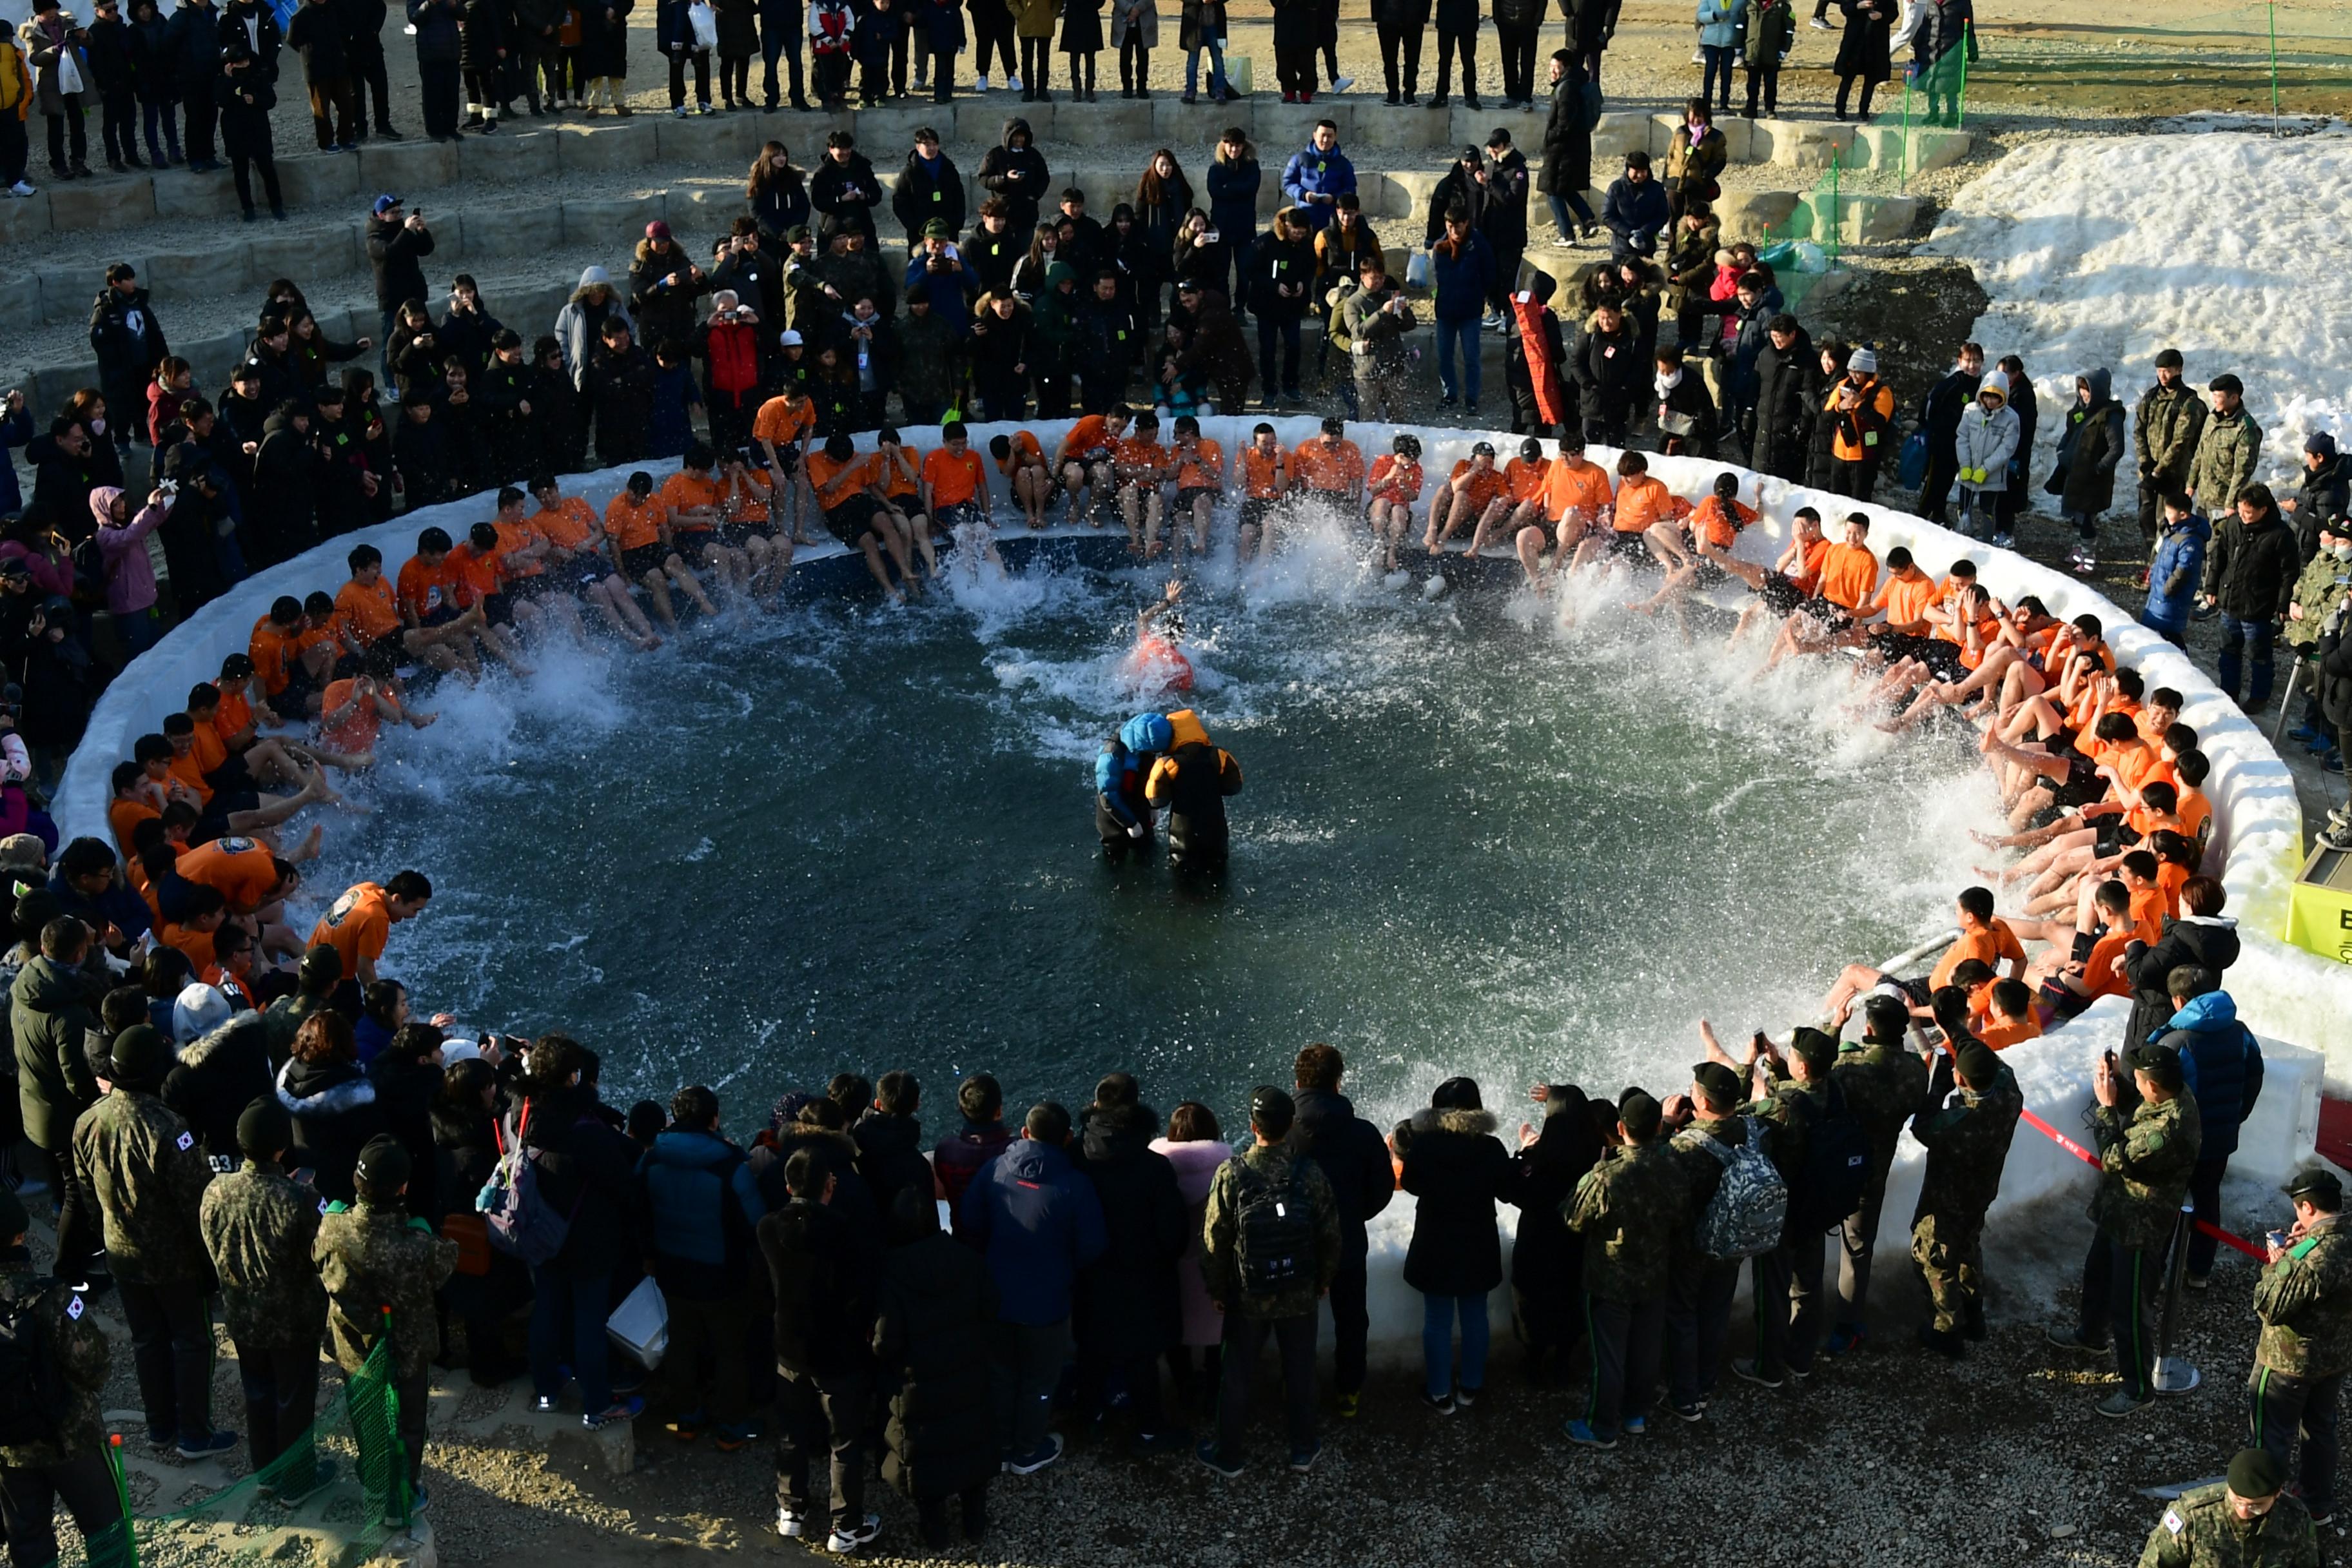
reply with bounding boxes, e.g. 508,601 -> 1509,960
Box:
313,1135 -> 460,1511
1662,1060 -> 1760,1420
1827,994 -> 1930,1357
200,1101 -> 330,1500
2050,1041 -> 2203,1416
0,1185 -> 130,1568
69,1024 -> 230,1456
1733,1025 -> 1838,1385
2248,1168 -> 2352,1526
1562,1091 -> 1680,1449
2139,1447 -> 2319,1568
1197,1087 -> 1340,1477
1909,1041 -> 2024,1358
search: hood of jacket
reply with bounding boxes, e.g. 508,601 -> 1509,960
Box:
995,1133 -> 1070,1186
2079,367 -> 2113,409
2167,509 -> 2213,544
1078,1100 -> 1159,1164
260,409 -> 301,441
176,1012 -> 265,1073
1165,707 -> 1209,749
2165,989 -> 2240,1035
1977,368 -> 2010,404
277,1053 -> 375,1115
88,486 -> 124,533
1407,1106 -> 1498,1139
1120,711 -> 1173,752
1001,116 -> 1032,150
647,1126 -> 745,1174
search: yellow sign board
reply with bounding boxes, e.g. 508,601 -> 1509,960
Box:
2288,845 -> 2352,967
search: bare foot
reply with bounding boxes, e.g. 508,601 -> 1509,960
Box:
1624,598 -> 1656,616
293,823 -> 326,861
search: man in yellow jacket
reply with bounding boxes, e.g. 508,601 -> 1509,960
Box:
1144,707 -> 1242,874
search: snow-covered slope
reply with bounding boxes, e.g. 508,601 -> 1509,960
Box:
1926,126 -> 2352,485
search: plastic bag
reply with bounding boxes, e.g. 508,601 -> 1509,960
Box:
1754,240 -> 1799,270
687,0 -> 718,50
1896,427 -> 1929,491
1405,250 -> 1432,291
606,1276 -> 669,1369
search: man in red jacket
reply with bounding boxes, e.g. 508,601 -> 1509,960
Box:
696,291 -> 767,454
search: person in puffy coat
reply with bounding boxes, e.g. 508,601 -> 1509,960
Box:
91,483 -> 170,654
1747,313 -> 1811,479
1393,1076 -> 1515,1412
1665,95 -> 1726,226
1742,0 -> 1792,117
874,1186 -> 996,1547
275,1012 -> 382,1204
2137,495 -> 2208,643
2123,876 -> 2239,1052
1146,1101 -> 1229,1413
1429,208 -> 1494,413
1069,1075 -> 1185,1447
1950,368 -> 2019,542
2151,974 -> 2262,1287
2200,482 -> 2302,709
1537,48 -> 1594,240
2052,367 -> 2126,571
1509,1083 -> 1602,1383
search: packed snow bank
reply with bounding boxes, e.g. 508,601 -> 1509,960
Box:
1925,126 -> 2352,485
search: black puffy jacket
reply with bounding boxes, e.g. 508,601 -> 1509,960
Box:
2202,505 -> 2302,622
1289,1086 -> 1395,1259
874,1217 -> 998,1503
1070,1102 -> 1184,1363
1394,1106 -> 1516,1297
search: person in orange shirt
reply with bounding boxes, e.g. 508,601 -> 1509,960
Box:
1236,423 -> 1289,564
865,427 -> 934,580
1055,407 -> 1133,528
2030,879 -> 2139,1023
1519,429 -> 1614,588
752,385 -> 819,542
1164,416 -> 1225,563
179,832 -> 307,961
184,680 -> 353,805
987,431 -> 1053,531
810,433 -> 917,602
918,422 -> 1002,578
1363,434 -> 1424,575
1761,511 -> 1879,674
1293,417 -> 1366,513
714,451 -> 785,605
1823,885 -> 2024,1024
308,870 -> 433,987
331,542 -> 460,678
605,470 -> 716,629
382,533 -> 495,680
319,654 -> 438,761
1494,436 -> 1552,556
476,491 -> 590,644
444,520 -> 541,677
1568,451 -> 1689,574
248,596 -> 304,703
162,706 -> 326,843
108,761 -> 165,861
1630,471 -> 1759,616
1110,410 -> 1173,560
1424,441 -> 1512,558
1977,978 -> 2042,1051
529,475 -> 662,650
161,886 -> 229,975
661,446 -> 741,598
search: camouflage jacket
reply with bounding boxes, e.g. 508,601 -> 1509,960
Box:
1746,1068 -> 1822,1188
313,1197 -> 460,1378
1565,1141 -> 1681,1305
200,1161 -> 327,1349
0,1264 -> 109,1467
2138,1483 -> 2317,1568
1909,1064 -> 2024,1228
70,1088 -> 213,1286
2255,1211 -> 2352,1380
1200,1142 -> 1340,1321
1832,1040 -> 1930,1173
2089,1092 -> 2202,1252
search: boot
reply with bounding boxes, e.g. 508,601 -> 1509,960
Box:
1963,1296 -> 1986,1342
70,158 -> 92,179
1914,1324 -> 1964,1360
124,150 -> 146,168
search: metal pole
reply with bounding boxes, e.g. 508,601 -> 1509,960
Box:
2269,657 -> 2304,743
2153,1199 -> 2202,1395
2271,3 -> 2282,137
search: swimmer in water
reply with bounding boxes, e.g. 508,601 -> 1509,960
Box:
1127,580 -> 1195,693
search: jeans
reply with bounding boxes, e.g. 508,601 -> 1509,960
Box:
2218,614 -> 2278,707
233,1339 -> 320,1492
2185,1155 -> 2231,1280
1701,44 -> 1736,109
0,1453 -> 131,1568
1257,313 -> 1301,398
113,1271 -> 217,1441
1435,314 -> 1480,405
990,1318 -> 1066,1458
1545,190 -> 1595,240
529,1265 -> 613,1413
138,92 -> 180,161
761,31 -> 807,106
775,1367 -> 868,1532
1213,1311 -> 1316,1462
2080,1230 -> 2161,1401
1184,39 -> 1226,98
1420,1291 -> 1489,1400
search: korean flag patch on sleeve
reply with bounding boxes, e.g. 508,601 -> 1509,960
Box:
176,1132 -> 195,1152
65,1295 -> 84,1320
2162,1509 -> 2184,1536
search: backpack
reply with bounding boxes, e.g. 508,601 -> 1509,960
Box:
1578,79 -> 1605,133
1694,1120 -> 1788,1260
480,1103 -> 586,1268
1794,1079 -> 1870,1233
0,1285 -> 73,1447
1230,1158 -> 1314,1298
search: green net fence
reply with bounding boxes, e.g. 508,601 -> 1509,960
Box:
46,1328 -> 411,1568
1901,24 -> 1972,137
1759,149 -> 1843,282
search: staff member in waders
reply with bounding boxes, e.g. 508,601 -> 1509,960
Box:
1095,712 -> 1171,864
1504,270 -> 1568,438
1144,709 -> 1242,876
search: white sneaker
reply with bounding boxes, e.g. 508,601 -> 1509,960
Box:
1691,50 -> 1705,64
974,73 -> 988,92
1331,75 -> 1354,93
1809,14 -> 1832,27
826,1514 -> 881,1553
776,1507 -> 805,1540
1990,531 -> 2014,549
6,181 -> 32,198
1006,74 -> 1022,93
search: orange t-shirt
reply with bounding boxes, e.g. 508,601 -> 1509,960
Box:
250,617 -> 295,695
1172,438 -> 1224,491
108,796 -> 161,859
444,543 -> 506,609
922,447 -> 985,507
872,447 -> 922,501
318,678 -> 397,755
179,836 -> 279,910
1687,495 -> 1758,551
1980,1014 -> 2042,1052
725,470 -> 774,522
662,472 -> 723,533
1815,542 -> 1879,612
807,450 -> 875,507
160,922 -> 217,974
167,747 -> 212,807
1367,455 -> 1423,505
2175,786 -> 2212,845
492,518 -> 547,579
2155,860 -> 2191,917
1113,437 -> 1169,479
2124,885 -> 2166,945
333,577 -> 402,647
2082,932 -> 2133,999
1782,537 -> 1830,598
309,881 -> 393,974
1610,475 -> 1690,534
603,493 -> 667,552
1293,438 -> 1365,493
531,497 -> 600,552
752,395 -> 816,449
1955,612 -> 2007,671
395,556 -> 459,621
294,622 -> 337,676
1447,460 -> 1509,513
992,431 -> 1044,475
214,687 -> 255,745
1543,457 -> 1614,522
1241,446 -> 1286,500
1504,456 -> 1550,505
1929,919 -> 2026,991
1872,569 -> 1939,631
1062,415 -> 1116,460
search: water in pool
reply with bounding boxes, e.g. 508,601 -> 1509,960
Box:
298,538 -> 1998,1128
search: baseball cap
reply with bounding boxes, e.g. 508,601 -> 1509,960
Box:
923,218 -> 952,239
646,220 -> 672,241
373,193 -> 402,216
777,329 -> 803,347
355,1135 -> 413,1193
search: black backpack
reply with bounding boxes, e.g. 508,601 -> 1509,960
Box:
0,1284 -> 74,1446
1794,1079 -> 1870,1233
1231,1159 -> 1313,1298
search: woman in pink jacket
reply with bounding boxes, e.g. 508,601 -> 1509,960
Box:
1148,1100 -> 1231,1416
91,482 -> 172,656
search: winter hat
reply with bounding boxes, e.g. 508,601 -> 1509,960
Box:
777,329 -> 803,347
236,1099 -> 293,1161
109,1024 -> 172,1089
1848,348 -> 1878,375
2210,372 -> 2243,395
172,983 -> 232,1045
922,217 -> 952,239
355,1135 -> 412,1196
2308,431 -> 2338,459
578,265 -> 611,288
645,220 -> 672,242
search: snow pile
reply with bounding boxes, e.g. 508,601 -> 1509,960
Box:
1925,125 -> 2352,487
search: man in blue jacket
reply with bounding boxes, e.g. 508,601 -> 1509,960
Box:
639,1085 -> 765,1449
1280,120 -> 1355,233
959,1101 -> 1105,1475
2155,966 -> 2263,1289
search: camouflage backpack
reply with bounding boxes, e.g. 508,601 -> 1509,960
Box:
1696,1120 -> 1789,1260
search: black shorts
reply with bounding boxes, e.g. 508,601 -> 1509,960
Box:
480,591 -> 514,628
1890,975 -> 1931,1009
1874,630 -> 1938,667
1177,485 -> 1217,511
771,447 -> 800,476
1690,558 -> 1731,590
419,602 -> 463,629
1605,529 -> 1657,564
1240,496 -> 1280,529
202,752 -> 255,796
1798,596 -> 1854,636
674,527 -> 719,560
620,542 -> 670,579
277,669 -> 317,710
2050,755 -> 2105,810
1756,574 -> 1809,617
936,500 -> 983,531
1919,640 -> 1968,683
509,573 -> 554,601
566,551 -> 616,585
2039,978 -> 2095,1023
1304,487 -> 1350,510
825,493 -> 884,544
